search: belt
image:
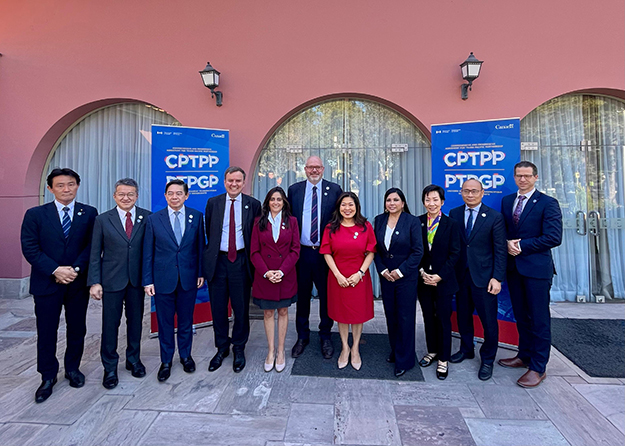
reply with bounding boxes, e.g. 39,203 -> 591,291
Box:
301,245 -> 320,250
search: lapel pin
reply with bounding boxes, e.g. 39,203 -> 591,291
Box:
533,199 -> 537,203
396,231 -> 399,235
482,213 -> 486,217
189,214 -> 193,219
77,212 -> 82,216
326,186 -> 330,190
422,223 -> 425,226
138,215 -> 143,220
245,205 -> 249,209
353,231 -> 359,239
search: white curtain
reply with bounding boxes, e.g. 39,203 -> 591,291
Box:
44,103 -> 179,212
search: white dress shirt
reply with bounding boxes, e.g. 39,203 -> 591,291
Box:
116,206 -> 136,226
300,180 -> 323,246
54,200 -> 75,222
513,188 -> 536,214
220,194 -> 245,251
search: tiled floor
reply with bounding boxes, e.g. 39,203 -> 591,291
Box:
0,296 -> 623,446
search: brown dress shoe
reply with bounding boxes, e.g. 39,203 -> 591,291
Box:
498,356 -> 528,368
517,370 -> 546,388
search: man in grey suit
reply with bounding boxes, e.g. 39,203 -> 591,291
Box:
88,178 -> 151,389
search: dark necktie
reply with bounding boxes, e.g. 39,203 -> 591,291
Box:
310,186 -> 318,244
228,199 -> 237,262
466,208 -> 474,239
62,207 -> 71,238
125,211 -> 133,239
513,195 -> 526,225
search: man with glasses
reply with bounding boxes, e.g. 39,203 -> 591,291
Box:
449,178 -> 507,381
88,178 -> 151,389
499,161 -> 562,388
288,156 -> 343,359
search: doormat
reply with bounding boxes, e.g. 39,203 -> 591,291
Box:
551,318 -> 625,378
291,331 -> 425,381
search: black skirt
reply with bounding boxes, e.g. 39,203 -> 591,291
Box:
253,294 -> 298,310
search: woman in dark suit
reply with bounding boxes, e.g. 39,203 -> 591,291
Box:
374,188 -> 424,377
417,184 -> 462,380
250,187 -> 300,373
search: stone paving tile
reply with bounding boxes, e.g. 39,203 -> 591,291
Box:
391,382 -> 481,409
573,383 -> 625,435
465,418 -> 570,446
468,383 -> 548,420
284,403 -> 334,444
395,405 -> 475,446
2,317 -> 37,332
0,374 -> 44,423
0,422 -> 48,445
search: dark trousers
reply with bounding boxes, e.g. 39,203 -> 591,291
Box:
208,251 -> 251,352
455,269 -> 499,364
101,285 -> 145,371
418,283 -> 453,362
507,265 -> 552,374
295,246 -> 334,341
34,285 -> 89,380
381,278 -> 418,370
153,281 -> 197,363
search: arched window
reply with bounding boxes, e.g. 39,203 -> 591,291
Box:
521,94 -> 625,301
43,102 -> 180,211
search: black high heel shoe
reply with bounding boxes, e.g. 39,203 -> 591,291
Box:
419,353 -> 438,367
436,360 -> 448,380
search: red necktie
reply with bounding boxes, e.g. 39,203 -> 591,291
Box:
228,199 -> 237,262
125,211 -> 133,239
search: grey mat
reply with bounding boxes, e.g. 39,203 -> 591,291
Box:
291,331 -> 425,381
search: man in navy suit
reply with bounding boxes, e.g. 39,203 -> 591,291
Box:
88,178 -> 151,389
204,167 -> 261,373
449,179 -> 507,381
287,156 -> 343,359
21,168 -> 98,403
498,161 -> 562,388
143,179 -> 205,382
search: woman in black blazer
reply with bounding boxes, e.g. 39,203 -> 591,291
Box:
374,188 -> 424,377
417,184 -> 461,380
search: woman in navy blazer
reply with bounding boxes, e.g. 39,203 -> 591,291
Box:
417,184 -> 462,380
250,187 -> 300,373
374,188 -> 424,377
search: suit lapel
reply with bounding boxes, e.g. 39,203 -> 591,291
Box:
390,212 -> 407,247
376,213 -> 390,255
67,203 -> 87,241
46,203 -> 65,239
179,207 -> 198,247
468,206 -> 488,242
130,209 -> 147,242
319,180 -> 332,222
108,209 -> 129,242
518,191 -> 540,227
159,209 -> 178,245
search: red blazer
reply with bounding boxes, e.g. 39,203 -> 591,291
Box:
250,215 -> 300,301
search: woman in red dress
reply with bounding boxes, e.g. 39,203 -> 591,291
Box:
320,192 -> 376,371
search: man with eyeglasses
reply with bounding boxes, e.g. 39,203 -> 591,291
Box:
499,161 -> 562,388
288,156 -> 343,359
88,178 -> 151,389
449,178 -> 507,381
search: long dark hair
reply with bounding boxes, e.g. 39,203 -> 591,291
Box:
328,192 -> 368,235
383,187 -> 411,215
258,187 -> 292,231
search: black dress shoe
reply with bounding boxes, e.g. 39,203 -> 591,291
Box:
35,378 -> 57,403
449,350 -> 475,364
157,362 -> 172,382
387,352 -> 396,363
208,349 -> 229,372
321,339 -> 334,359
233,350 -> 246,373
126,360 -> 147,378
394,368 -> 406,377
291,339 -> 309,358
180,356 -> 196,373
478,363 -> 493,381
64,370 -> 85,388
102,370 -> 119,389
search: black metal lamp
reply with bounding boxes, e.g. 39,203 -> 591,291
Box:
199,62 -> 223,106
460,52 -> 483,100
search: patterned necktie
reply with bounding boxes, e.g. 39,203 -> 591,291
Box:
465,208 -> 474,239
310,186 -> 318,244
228,199 -> 237,262
513,195 -> 526,225
62,207 -> 71,238
173,211 -> 183,245
125,211 -> 133,239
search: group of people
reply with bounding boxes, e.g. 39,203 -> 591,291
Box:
20,157 -> 562,405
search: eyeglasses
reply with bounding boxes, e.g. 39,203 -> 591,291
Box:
305,165 -> 324,171
115,193 -> 137,198
461,189 -> 482,195
514,174 -> 536,180
166,191 -> 186,197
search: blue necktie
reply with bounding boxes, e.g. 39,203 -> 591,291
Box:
310,186 -> 318,244
173,211 -> 183,245
62,207 -> 71,239
466,208 -> 474,239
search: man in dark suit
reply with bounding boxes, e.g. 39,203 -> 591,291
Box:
499,161 -> 562,388
449,178 -> 507,381
204,166 -> 261,373
143,179 -> 205,382
21,168 -> 98,403
88,178 -> 151,389
288,156 -> 343,359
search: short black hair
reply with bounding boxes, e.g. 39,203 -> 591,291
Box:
514,161 -> 538,176
47,168 -> 81,187
224,166 -> 246,180
421,184 -> 445,203
114,178 -> 139,193
165,179 -> 189,194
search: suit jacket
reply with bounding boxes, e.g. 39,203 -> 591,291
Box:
417,213 -> 462,296
142,206 -> 205,294
501,191 -> 563,279
287,179 -> 342,241
21,201 -> 98,296
250,216 -> 300,300
449,203 -> 507,288
87,206 -> 152,292
203,193 -> 261,282
373,212 -> 423,280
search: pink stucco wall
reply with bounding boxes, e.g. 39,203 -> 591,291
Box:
1,0 -> 623,279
